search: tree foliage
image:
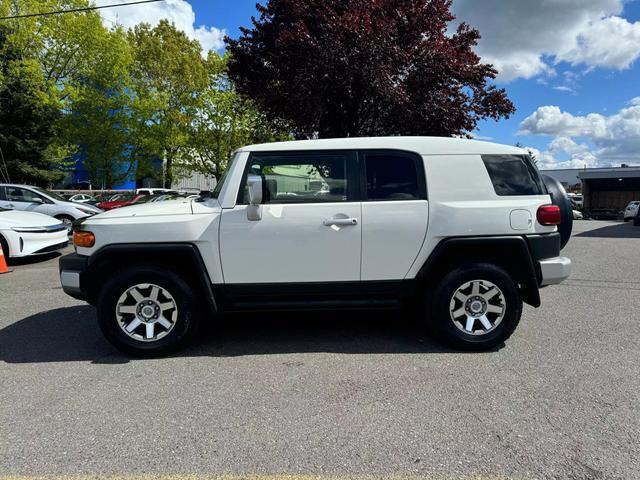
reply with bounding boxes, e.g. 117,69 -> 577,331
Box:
226,0 -> 515,138
0,23 -> 68,185
0,3 -> 288,188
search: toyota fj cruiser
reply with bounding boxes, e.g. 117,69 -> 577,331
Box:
60,137 -> 572,356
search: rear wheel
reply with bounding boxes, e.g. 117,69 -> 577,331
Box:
427,263 -> 522,351
97,266 -> 200,357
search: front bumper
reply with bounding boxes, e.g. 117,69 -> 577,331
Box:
59,253 -> 89,300
539,256 -> 572,286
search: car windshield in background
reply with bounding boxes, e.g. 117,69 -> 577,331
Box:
32,186 -> 66,201
481,154 -> 546,196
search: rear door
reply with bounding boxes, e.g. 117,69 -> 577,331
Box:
359,150 -> 429,280
219,150 -> 362,284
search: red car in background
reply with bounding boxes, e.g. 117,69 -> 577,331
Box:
98,193 -> 147,211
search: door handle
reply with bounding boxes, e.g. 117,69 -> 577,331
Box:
323,217 -> 358,226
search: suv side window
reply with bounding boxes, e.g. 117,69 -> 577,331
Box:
240,152 -> 357,204
6,187 -> 42,203
482,155 -> 546,196
363,151 -> 426,201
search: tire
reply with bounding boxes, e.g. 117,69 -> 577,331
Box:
97,266 -> 200,357
541,175 -> 573,249
634,216 -> 640,227
54,214 -> 75,234
427,263 -> 523,351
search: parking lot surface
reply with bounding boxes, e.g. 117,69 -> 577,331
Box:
1,220 -> 639,479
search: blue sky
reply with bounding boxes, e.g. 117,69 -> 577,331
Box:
99,0 -> 640,169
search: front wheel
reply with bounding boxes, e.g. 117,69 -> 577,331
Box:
97,266 -> 200,357
427,263 -> 523,351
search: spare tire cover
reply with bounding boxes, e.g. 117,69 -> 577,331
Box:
542,174 -> 573,249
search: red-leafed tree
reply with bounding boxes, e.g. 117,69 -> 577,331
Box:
226,0 -> 515,138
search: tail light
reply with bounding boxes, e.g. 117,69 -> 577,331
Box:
537,204 -> 561,226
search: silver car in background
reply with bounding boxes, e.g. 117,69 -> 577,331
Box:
0,184 -> 102,231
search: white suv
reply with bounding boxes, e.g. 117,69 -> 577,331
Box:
59,137 -> 572,356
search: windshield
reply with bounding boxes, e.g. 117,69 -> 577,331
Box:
32,187 -> 66,201
211,153 -> 238,199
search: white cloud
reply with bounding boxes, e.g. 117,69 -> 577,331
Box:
96,0 -> 225,55
519,104 -> 640,166
630,97 -> 640,106
453,0 -> 640,81
552,86 -> 577,95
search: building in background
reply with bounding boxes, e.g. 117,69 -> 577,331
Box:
578,166 -> 640,219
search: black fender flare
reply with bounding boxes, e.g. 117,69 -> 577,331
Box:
86,243 -> 217,314
415,236 -> 541,307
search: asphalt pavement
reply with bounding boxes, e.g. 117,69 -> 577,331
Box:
1,220 -> 639,479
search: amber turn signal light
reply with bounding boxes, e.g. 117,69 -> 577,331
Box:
73,230 -> 95,248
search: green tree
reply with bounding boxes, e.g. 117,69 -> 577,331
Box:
0,0 -> 135,186
127,20 -> 209,186
0,24 -> 68,185
187,52 -> 290,179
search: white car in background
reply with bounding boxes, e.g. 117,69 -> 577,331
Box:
68,193 -> 95,204
0,184 -> 102,231
623,201 -> 639,221
0,207 -> 69,258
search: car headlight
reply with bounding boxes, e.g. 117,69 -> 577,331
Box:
75,205 -> 99,215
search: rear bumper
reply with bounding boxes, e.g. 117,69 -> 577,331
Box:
539,256 -> 572,286
59,253 -> 89,300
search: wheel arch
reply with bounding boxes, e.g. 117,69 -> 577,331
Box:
85,243 -> 217,314
415,236 -> 541,307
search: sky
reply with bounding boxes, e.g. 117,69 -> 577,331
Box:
96,0 -> 640,170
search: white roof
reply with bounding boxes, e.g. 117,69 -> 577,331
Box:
239,136 -> 525,156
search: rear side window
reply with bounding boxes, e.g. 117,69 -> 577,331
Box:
363,152 -> 423,201
482,155 -> 546,196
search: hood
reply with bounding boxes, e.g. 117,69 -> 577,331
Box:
87,198 -> 194,220
0,210 -> 63,228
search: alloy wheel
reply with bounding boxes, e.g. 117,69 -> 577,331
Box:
115,283 -> 178,342
448,279 -> 506,336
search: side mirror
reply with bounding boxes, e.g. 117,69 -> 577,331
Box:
32,197 -> 44,204
247,174 -> 263,205
246,174 -> 263,221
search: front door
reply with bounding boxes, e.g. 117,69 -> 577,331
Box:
1,186 -> 48,214
219,151 -> 361,284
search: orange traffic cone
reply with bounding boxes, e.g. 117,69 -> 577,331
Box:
0,243 -> 12,274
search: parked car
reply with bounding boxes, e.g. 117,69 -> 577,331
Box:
0,207 -> 68,258
68,193 -> 95,204
97,193 -> 146,211
0,184 -> 102,231
568,193 -> 583,208
623,201 -> 639,221
136,188 -> 176,195
60,137 -> 572,357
